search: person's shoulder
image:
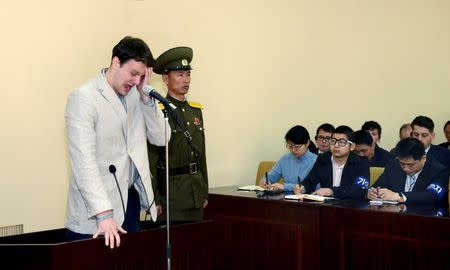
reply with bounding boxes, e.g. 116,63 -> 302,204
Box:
70,76 -> 100,98
426,156 -> 448,174
431,144 -> 450,155
306,150 -> 318,159
279,152 -> 293,161
376,145 -> 392,155
438,142 -> 450,148
316,152 -> 331,162
187,101 -> 203,110
349,152 -> 368,164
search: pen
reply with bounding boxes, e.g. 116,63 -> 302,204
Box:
376,187 -> 380,198
265,172 -> 270,189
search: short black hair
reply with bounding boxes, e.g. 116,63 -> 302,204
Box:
353,130 -> 373,146
361,121 -> 382,138
316,123 -> 335,135
112,36 -> 154,67
411,115 -> 434,132
396,137 -> 425,160
332,125 -> 354,142
285,125 -> 310,145
444,120 -> 450,131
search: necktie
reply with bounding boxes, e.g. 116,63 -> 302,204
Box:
407,175 -> 417,192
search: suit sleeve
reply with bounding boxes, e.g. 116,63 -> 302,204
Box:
301,161 -> 321,193
332,157 -> 370,199
267,160 -> 283,184
405,170 -> 449,204
65,91 -> 112,217
141,99 -> 171,146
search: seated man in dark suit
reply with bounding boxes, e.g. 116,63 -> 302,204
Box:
353,130 -> 394,167
362,120 -> 393,162
294,125 -> 370,199
411,115 -> 450,168
368,138 -> 449,204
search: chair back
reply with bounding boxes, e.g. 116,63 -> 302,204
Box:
369,167 -> 385,186
255,161 -> 276,185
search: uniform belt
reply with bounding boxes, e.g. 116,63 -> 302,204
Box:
159,163 -> 198,176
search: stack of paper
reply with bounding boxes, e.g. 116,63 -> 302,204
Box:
237,185 -> 266,191
285,194 -> 334,202
369,200 -> 399,205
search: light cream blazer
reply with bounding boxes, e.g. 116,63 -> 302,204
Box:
65,71 -> 168,234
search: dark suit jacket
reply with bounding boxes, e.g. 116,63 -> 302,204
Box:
301,152 -> 370,199
370,144 -> 394,167
427,144 -> 450,169
371,158 -> 449,204
438,142 -> 450,149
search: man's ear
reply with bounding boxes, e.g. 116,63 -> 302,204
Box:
111,56 -> 121,69
350,143 -> 356,151
431,132 -> 436,141
162,74 -> 169,85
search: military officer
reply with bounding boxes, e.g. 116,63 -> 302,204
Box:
148,46 -> 208,221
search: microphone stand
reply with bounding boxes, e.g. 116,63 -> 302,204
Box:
163,109 -> 171,270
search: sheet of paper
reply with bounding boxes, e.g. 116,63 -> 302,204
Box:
370,200 -> 399,205
238,185 -> 266,191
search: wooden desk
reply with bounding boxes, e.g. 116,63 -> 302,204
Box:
0,221 -> 212,270
205,186 -> 450,270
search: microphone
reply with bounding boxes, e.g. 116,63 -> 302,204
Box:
109,165 -> 126,216
143,85 -> 177,110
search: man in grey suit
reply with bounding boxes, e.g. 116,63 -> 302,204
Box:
65,36 -> 169,248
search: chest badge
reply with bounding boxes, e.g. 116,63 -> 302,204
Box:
193,117 -> 202,126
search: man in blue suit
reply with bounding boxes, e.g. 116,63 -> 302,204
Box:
368,138 -> 448,204
411,115 -> 450,169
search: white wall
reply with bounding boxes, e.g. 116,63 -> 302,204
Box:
0,0 -> 449,232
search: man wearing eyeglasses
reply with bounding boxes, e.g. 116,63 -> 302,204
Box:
368,138 -> 448,204
260,125 -> 317,192
294,125 -> 370,199
313,123 -> 335,154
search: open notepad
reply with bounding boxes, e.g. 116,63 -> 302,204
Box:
284,194 -> 334,202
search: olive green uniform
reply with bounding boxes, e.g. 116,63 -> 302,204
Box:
148,97 -> 208,221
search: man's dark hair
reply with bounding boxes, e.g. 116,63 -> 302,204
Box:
315,123 -> 335,136
411,115 -> 434,133
396,137 -> 426,160
444,120 -> 450,131
285,125 -> 310,145
332,125 -> 355,142
353,130 -> 373,146
361,121 -> 382,138
112,36 -> 154,67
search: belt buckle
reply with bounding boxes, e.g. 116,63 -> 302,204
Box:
189,163 -> 197,174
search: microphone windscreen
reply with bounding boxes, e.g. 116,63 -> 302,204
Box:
143,85 -> 155,95
109,165 -> 116,174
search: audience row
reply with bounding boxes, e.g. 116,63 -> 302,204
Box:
260,115 -> 450,205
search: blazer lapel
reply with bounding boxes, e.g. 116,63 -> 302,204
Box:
412,160 -> 431,191
96,73 -> 127,137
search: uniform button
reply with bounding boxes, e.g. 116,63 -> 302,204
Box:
182,108 -> 185,112
199,127 -> 203,130
187,122 -> 190,125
